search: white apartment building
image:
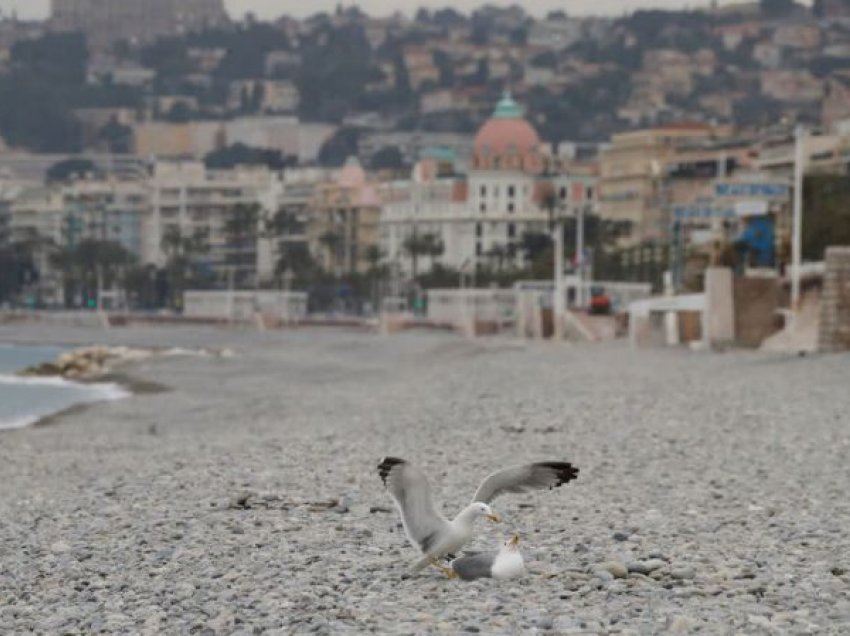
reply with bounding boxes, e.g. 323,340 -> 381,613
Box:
0,176 -> 151,304
0,181 -> 68,305
147,161 -> 285,286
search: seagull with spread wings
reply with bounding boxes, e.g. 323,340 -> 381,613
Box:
377,457 -> 579,574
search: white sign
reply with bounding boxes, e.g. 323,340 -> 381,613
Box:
734,200 -> 769,217
673,205 -> 736,220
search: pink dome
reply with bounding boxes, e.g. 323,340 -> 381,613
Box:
474,118 -> 540,156
473,94 -> 541,172
338,157 -> 367,188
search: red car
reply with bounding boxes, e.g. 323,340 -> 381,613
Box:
589,287 -> 612,315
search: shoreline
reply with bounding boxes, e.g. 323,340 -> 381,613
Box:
27,370 -> 170,429
30,371 -> 171,429
0,347 -> 171,432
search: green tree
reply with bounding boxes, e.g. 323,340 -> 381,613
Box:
485,243 -> 509,274
803,174 -> 850,260
160,226 -> 212,308
319,230 -> 342,275
98,119 -> 134,154
46,159 -> 96,184
364,244 -> 386,309
369,146 -> 406,171
760,0 -> 795,16
11,32 -> 89,86
318,128 -> 361,168
520,232 -> 553,273
223,204 -> 261,287
122,264 -> 159,309
0,242 -> 38,304
296,22 -> 375,122
403,232 -> 444,279
50,239 -> 136,308
276,243 -> 319,287
204,143 -> 296,170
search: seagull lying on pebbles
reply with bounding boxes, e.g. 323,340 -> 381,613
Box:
377,457 -> 579,573
449,534 -> 526,581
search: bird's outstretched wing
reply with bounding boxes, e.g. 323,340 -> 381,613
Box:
471,461 -> 579,504
377,457 -> 450,553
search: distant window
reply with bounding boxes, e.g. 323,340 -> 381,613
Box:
476,242 -> 483,256
494,186 -> 499,198
508,185 -> 516,198
508,223 -> 516,238
476,223 -> 483,238
586,186 -> 594,200
480,185 -> 487,197
480,203 -> 486,213
508,203 -> 515,213
559,187 -> 567,200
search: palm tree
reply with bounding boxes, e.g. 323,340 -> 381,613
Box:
223,203 -> 261,287
365,245 -> 383,272
267,206 -> 304,238
539,184 -> 559,233
0,241 -> 38,305
486,243 -> 508,274
403,231 -> 444,279
505,241 -> 519,268
51,239 -> 136,308
319,230 -> 342,275
160,227 -> 211,309
364,245 -> 385,312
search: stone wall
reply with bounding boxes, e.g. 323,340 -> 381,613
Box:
819,246 -> 850,353
705,268 -> 735,344
734,277 -> 783,348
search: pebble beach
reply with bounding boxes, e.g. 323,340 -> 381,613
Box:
1,324 -> 849,634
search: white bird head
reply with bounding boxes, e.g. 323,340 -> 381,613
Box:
470,502 -> 500,523
503,533 -> 521,552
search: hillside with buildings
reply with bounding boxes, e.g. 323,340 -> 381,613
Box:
1,0 -> 849,315
1,1 -> 849,156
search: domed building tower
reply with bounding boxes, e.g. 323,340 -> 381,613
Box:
467,94 -> 551,268
473,93 -> 543,174
377,93 -> 597,280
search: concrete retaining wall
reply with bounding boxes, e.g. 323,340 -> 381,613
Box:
819,246 -> 850,353
734,276 -> 783,348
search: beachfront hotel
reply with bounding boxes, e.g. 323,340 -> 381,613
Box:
379,94 -> 598,278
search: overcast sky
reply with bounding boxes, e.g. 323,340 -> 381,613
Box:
0,0 -> 792,21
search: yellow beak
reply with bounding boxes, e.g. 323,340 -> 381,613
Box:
509,533 -> 520,546
487,513 -> 501,523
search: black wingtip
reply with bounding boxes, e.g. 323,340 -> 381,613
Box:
377,456 -> 406,486
538,461 -> 579,487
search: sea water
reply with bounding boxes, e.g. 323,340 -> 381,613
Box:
0,344 -> 128,430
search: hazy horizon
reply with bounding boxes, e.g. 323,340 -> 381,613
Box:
0,0 -> 808,22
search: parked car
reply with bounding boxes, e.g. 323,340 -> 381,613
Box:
589,286 -> 612,315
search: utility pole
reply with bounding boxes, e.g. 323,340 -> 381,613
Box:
226,265 -> 235,323
553,212 -> 565,341
575,202 -> 586,309
791,125 -> 805,315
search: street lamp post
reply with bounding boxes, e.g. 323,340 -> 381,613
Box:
553,207 -> 565,341
791,125 -> 806,316
575,202 -> 586,309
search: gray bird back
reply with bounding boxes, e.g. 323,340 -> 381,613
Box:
451,553 -> 496,581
